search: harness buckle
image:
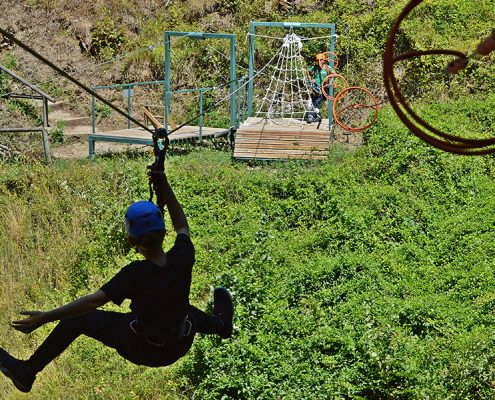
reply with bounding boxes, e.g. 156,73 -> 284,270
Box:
145,334 -> 167,347
181,315 -> 192,338
129,319 -> 145,336
129,315 -> 192,347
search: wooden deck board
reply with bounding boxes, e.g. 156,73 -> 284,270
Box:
233,117 -> 330,160
89,125 -> 228,158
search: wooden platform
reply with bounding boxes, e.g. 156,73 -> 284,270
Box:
89,125 -> 229,159
233,117 -> 331,160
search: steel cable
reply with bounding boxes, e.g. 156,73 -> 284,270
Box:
383,0 -> 495,155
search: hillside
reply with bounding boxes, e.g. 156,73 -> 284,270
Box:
1,1 -> 495,399
0,0 -> 493,152
1,95 -> 495,398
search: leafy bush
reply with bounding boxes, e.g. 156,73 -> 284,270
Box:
49,120 -> 66,143
90,17 -> 128,60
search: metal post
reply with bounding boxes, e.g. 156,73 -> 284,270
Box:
92,94 -> 96,134
199,89 -> 203,142
127,85 -> 132,129
89,137 -> 95,160
328,24 -> 336,129
242,76 -> 247,122
41,97 -> 51,162
41,128 -> 51,163
42,97 -> 49,127
164,32 -> 171,130
229,36 -> 237,129
248,22 -> 255,117
236,78 -> 242,127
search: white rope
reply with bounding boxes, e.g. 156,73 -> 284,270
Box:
300,34 -> 339,41
254,30 -> 313,125
245,32 -> 338,41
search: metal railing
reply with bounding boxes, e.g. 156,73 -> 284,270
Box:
91,80 -> 165,134
92,78 -> 249,139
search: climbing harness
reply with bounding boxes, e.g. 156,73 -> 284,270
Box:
129,315 -> 193,347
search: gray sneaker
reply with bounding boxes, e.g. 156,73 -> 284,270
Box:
214,287 -> 234,339
0,348 -> 35,392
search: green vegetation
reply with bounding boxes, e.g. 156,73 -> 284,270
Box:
1,0 -> 495,398
1,93 -> 495,397
90,17 -> 128,61
49,120 -> 66,144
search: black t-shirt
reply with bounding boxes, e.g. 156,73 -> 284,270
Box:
100,234 -> 194,334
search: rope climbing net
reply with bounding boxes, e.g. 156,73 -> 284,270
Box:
254,30 -> 313,124
251,27 -> 380,133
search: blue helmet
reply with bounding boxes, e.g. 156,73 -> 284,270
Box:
125,201 -> 165,239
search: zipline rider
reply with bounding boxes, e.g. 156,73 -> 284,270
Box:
0,131 -> 234,393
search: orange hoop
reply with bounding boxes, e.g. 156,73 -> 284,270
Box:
321,73 -> 349,100
332,86 -> 379,132
384,0 -> 495,154
322,51 -> 339,71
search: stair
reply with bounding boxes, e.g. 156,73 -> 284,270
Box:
49,101 -> 69,112
48,102 -> 94,138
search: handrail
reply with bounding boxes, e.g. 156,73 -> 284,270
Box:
91,78 -> 247,138
0,63 -> 56,102
142,106 -> 163,129
93,80 -> 165,90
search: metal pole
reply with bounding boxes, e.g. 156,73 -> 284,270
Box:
164,32 -> 171,130
328,24 -> 336,129
199,90 -> 203,142
92,94 -> 96,134
127,84 -> 132,129
236,78 -> 242,127
41,128 -> 51,163
248,22 -> 255,117
229,36 -> 237,129
41,97 -> 51,162
42,96 -> 49,127
89,137 -> 95,160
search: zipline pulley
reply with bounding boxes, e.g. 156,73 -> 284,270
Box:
148,128 -> 169,215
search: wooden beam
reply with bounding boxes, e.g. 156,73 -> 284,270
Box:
143,106 -> 163,129
234,117 -> 330,160
143,106 -> 178,130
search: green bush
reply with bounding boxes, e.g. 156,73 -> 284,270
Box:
49,120 -> 66,143
90,17 -> 128,61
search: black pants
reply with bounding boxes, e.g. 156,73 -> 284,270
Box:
309,93 -> 323,118
27,305 -> 223,373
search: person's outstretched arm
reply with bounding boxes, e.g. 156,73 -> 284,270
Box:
11,290 -> 109,334
307,67 -> 313,81
149,170 -> 189,236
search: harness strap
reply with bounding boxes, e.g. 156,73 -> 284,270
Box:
129,315 -> 193,347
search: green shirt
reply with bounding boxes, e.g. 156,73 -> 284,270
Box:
308,65 -> 330,87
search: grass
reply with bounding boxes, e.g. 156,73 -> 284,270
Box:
1,96 -> 495,398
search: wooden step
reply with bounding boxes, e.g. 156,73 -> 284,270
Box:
233,117 -> 330,160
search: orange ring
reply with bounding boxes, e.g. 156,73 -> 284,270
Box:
322,51 -> 339,70
321,73 -> 348,100
383,0 -> 495,154
332,86 -> 379,132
